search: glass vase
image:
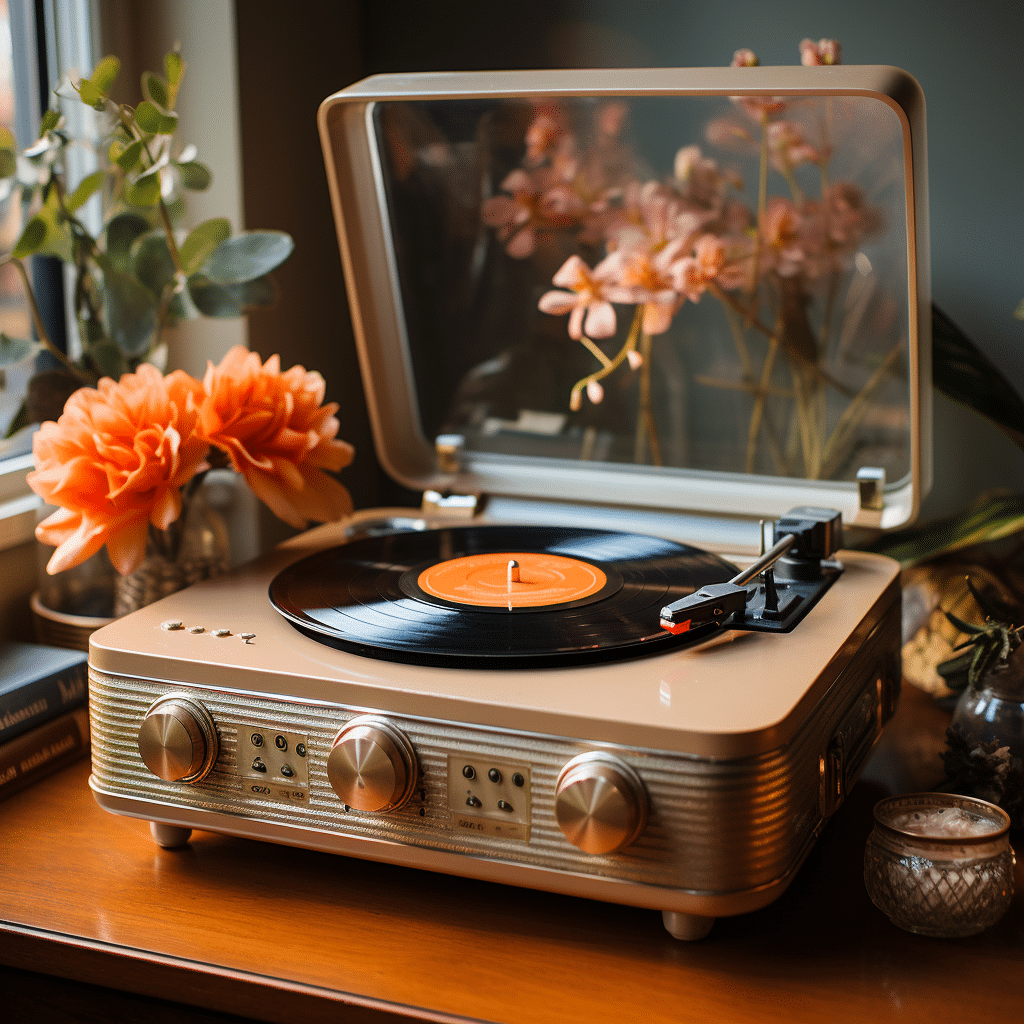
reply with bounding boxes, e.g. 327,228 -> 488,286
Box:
113,486 -> 232,617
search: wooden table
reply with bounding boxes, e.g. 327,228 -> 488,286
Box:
1,687 -> 1021,1024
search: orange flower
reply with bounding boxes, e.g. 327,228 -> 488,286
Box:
198,346 -> 354,529
28,365 -> 208,575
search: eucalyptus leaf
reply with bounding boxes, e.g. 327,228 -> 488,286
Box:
131,230 -> 177,301
91,55 -> 120,96
0,126 -> 16,150
39,110 -> 60,133
202,231 -> 294,285
104,212 -> 150,273
103,267 -> 159,357
66,169 -> 106,212
12,217 -> 46,258
126,168 -> 162,207
113,139 -> 144,173
177,160 -> 211,191
135,100 -> 178,136
88,339 -> 130,378
0,334 -> 41,367
188,274 -> 277,317
178,218 -> 231,276
142,71 -> 169,110
0,149 -> 15,179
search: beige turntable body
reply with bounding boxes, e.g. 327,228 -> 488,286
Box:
89,509 -> 900,941
89,65 -> 928,939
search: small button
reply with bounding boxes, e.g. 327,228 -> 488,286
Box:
466,796 -> 481,808
251,733 -> 264,747
488,768 -> 502,783
275,735 -> 288,751
295,743 -> 306,757
187,625 -> 204,634
252,758 -> 267,773
161,620 -> 183,631
498,800 -> 513,812
462,765 -> 476,780
281,764 -> 294,778
212,628 -> 231,637
512,773 -> 525,787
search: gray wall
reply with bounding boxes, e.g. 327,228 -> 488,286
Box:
236,0 -> 1024,531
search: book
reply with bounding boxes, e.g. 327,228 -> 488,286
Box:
0,706 -> 90,802
0,640 -> 88,745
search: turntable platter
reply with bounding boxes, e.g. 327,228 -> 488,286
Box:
268,524 -> 737,667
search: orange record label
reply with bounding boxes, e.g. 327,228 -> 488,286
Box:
418,552 -> 607,608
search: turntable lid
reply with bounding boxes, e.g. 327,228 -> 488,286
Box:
319,67 -> 930,531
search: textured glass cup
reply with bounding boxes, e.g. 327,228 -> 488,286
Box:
864,793 -> 1014,937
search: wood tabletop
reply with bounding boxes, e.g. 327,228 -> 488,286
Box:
1,686 -> 1022,1024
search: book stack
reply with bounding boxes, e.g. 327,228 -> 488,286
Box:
1,640 -> 90,802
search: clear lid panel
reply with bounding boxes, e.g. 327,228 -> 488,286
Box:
373,89 -> 910,487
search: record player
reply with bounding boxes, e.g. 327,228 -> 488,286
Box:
88,66 -> 930,939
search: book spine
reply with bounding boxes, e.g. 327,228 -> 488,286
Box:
0,661 -> 88,745
0,707 -> 91,802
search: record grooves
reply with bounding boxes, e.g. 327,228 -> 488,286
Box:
269,525 -> 738,668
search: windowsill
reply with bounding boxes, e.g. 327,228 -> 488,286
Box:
0,453 -> 41,553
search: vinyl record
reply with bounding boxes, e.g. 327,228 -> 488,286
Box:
269,524 -> 737,667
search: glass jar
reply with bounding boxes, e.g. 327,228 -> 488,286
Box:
864,792 -> 1014,937
950,647 -> 1024,757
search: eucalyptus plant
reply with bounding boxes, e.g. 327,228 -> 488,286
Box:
0,49 -> 293,430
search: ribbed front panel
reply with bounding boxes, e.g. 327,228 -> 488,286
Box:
90,610 -> 897,895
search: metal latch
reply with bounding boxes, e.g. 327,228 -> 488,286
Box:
421,490 -> 479,518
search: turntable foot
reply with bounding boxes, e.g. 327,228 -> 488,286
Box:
150,821 -> 192,848
662,910 -> 714,940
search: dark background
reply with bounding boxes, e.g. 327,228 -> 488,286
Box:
231,0 -> 1024,545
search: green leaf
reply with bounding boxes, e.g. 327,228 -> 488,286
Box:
104,212 -> 150,273
78,78 -> 104,109
66,169 -> 106,212
88,340 -> 129,378
176,160 -> 211,191
39,109 -> 60,133
201,231 -> 295,285
178,218 -> 231,276
0,150 -> 15,179
103,268 -> 159,357
12,217 -> 46,258
164,50 -> 184,89
135,100 -> 178,136
188,274 -> 277,317
0,126 -> 16,150
113,139 -> 144,173
868,492 -> 1024,567
125,167 -> 162,207
131,231 -> 177,301
932,304 -> 1024,453
142,72 -> 169,110
91,55 -> 120,96
0,334 -> 41,368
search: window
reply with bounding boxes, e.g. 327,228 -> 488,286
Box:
0,0 -> 97,550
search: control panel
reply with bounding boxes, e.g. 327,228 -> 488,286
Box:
240,727 -> 310,805
447,755 -> 531,841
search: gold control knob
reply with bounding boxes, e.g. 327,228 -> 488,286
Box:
138,694 -> 218,784
326,716 -> 417,812
554,752 -> 648,855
